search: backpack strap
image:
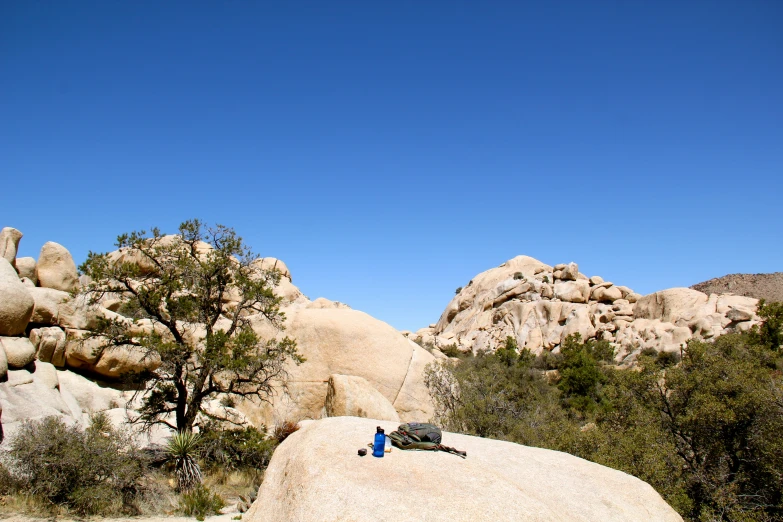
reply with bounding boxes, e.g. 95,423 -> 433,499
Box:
437,444 -> 467,459
388,431 -> 467,458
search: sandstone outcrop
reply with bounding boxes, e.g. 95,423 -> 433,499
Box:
244,416 -> 682,522
36,242 -> 79,292
419,255 -> 760,363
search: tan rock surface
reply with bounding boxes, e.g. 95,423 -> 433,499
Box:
14,256 -> 37,283
633,288 -> 710,324
243,307 -> 434,427
93,345 -> 162,378
0,259 -> 34,336
29,287 -> 71,324
428,256 -> 760,359
244,416 -> 682,522
0,336 -> 37,369
324,374 -> 400,422
0,227 -> 22,265
36,242 -> 80,292
30,326 -> 67,366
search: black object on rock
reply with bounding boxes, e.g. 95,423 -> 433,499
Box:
358,448 -> 367,457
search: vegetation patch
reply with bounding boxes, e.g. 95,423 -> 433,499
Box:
425,301 -> 783,521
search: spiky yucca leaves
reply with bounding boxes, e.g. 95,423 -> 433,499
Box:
168,432 -> 203,492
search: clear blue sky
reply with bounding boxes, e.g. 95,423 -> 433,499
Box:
2,1 -> 781,331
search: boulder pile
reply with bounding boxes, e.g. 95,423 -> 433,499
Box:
244,416 -> 683,522
415,255 -> 759,363
0,226 -> 433,441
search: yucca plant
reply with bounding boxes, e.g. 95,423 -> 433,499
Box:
167,432 -> 203,492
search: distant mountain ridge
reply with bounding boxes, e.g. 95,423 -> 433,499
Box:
691,272 -> 783,304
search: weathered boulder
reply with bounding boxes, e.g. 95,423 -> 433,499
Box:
554,280 -> 591,303
634,288 -> 709,324
15,257 -> 37,283
36,242 -> 79,292
32,361 -> 60,389
0,336 -> 37,369
324,374 -> 400,422
0,227 -> 22,265
242,307 -> 434,427
244,416 -> 682,522
64,329 -> 104,369
93,345 -> 161,378
0,259 -> 34,335
253,257 -> 292,280
58,294 -> 129,330
591,285 -> 623,303
554,262 -> 579,281
29,326 -> 67,366
29,287 -> 71,325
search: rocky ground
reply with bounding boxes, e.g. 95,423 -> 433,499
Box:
691,272 -> 783,303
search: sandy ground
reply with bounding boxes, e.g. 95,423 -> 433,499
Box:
0,514 -> 240,522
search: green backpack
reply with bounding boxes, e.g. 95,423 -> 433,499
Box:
387,422 -> 467,458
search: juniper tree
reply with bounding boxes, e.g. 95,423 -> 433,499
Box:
80,220 -> 303,433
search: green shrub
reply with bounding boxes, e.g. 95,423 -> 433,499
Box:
513,272 -> 524,280
6,414 -> 147,515
455,286 -> 462,295
179,485 -> 224,520
439,343 -> 468,358
199,424 -> 277,471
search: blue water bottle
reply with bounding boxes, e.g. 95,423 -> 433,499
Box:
372,426 -> 385,458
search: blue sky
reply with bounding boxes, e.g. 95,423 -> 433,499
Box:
1,1 -> 781,331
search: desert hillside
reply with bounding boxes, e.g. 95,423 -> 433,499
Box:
691,272 -> 783,303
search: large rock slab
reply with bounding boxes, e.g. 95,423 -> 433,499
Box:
324,374 -> 400,422
242,307 -> 434,427
0,259 -> 34,336
36,242 -> 79,292
633,288 -> 709,324
244,416 -> 682,522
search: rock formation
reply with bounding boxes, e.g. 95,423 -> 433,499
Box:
0,227 -> 433,442
243,416 -> 683,522
415,256 -> 759,364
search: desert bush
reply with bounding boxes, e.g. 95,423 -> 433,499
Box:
424,303 -> 783,521
6,414 -> 148,515
199,424 -> 277,471
272,420 -> 300,443
455,286 -> 462,294
179,485 -> 225,521
513,272 -> 524,280
439,343 -> 470,358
